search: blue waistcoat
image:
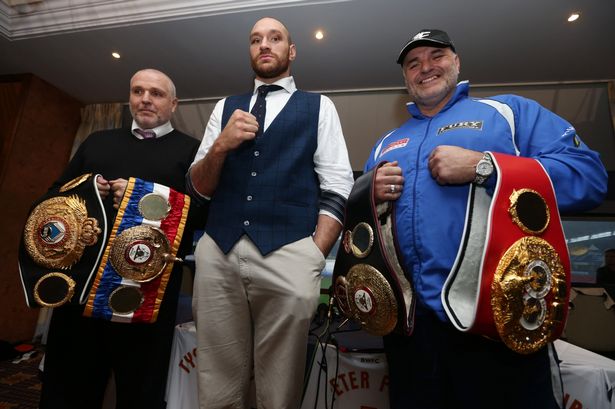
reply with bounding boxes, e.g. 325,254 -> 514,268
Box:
206,90 -> 321,255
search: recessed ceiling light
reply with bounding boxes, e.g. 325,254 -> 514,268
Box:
567,12 -> 580,22
111,52 -> 121,59
315,30 -> 324,40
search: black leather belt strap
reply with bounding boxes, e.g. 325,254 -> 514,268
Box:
332,163 -> 415,336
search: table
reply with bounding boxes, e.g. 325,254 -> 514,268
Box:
166,322 -> 615,409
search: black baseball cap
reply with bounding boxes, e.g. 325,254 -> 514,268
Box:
396,29 -> 456,64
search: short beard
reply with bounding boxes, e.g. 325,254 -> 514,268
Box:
407,66 -> 459,108
251,55 -> 290,79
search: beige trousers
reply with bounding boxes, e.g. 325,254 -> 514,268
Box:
192,234 -> 324,409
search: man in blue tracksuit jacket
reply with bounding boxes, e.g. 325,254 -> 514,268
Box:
364,29 -> 608,409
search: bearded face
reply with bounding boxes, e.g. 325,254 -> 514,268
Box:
402,46 -> 460,115
250,48 -> 292,79
249,18 -> 296,82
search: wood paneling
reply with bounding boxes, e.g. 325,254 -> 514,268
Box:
0,77 -> 26,186
0,74 -> 82,342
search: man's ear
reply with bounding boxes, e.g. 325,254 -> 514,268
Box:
289,43 -> 297,62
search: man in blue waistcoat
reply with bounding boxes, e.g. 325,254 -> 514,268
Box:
187,17 -> 354,409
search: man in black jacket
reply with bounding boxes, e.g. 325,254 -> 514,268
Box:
39,68 -> 203,409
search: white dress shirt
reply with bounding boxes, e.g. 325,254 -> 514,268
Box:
131,120 -> 174,139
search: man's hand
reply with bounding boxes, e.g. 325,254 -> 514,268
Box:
189,109 -> 260,198
428,145 -> 483,185
374,161 -> 404,203
96,175 -> 111,199
109,178 -> 128,209
214,109 -> 259,153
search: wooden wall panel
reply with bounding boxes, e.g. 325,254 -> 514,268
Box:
0,74 -> 82,343
0,78 -> 26,186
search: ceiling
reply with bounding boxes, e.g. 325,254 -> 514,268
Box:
0,0 -> 614,104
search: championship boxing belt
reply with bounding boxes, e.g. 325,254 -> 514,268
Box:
332,163 -> 415,336
18,173 -> 107,308
83,177 -> 190,324
442,152 -> 570,354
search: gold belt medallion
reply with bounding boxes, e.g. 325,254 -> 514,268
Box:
491,236 -> 567,354
23,195 -> 102,269
138,193 -> 171,220
335,264 -> 398,336
108,285 -> 145,315
509,188 -> 550,235
34,272 -> 76,307
109,225 -> 179,282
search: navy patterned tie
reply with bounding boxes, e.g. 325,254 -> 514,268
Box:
251,84 -> 282,137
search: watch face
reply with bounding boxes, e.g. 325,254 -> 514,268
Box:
477,160 -> 493,177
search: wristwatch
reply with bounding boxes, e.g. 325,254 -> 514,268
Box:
473,152 -> 494,185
